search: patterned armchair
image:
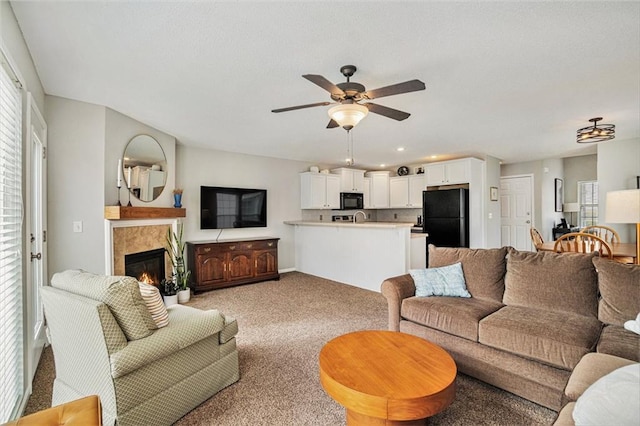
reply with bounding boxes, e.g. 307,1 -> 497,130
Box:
41,270 -> 239,426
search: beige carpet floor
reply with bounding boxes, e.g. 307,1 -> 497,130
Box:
26,271 -> 557,425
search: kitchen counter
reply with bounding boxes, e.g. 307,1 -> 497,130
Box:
284,220 -> 425,292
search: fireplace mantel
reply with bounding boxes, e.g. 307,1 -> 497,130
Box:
104,206 -> 186,220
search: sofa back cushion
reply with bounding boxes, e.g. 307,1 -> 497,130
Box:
428,245 -> 508,303
594,257 -> 640,326
503,248 -> 598,317
52,270 -> 157,340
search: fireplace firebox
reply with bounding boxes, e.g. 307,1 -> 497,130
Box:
125,248 -> 166,285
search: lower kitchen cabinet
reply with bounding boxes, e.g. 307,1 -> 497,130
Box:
187,238 -> 279,293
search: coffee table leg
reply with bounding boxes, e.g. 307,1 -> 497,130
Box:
346,409 -> 427,426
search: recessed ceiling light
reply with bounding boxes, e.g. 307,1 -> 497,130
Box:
396,147 -> 405,152
380,164 -> 386,167
430,155 -> 437,159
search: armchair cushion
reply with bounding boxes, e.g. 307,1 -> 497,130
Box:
52,270 -> 157,340
109,305 -> 226,378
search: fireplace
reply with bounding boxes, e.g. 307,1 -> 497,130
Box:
125,248 -> 166,285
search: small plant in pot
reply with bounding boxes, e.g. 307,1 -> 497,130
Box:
160,277 -> 179,306
166,222 -> 191,303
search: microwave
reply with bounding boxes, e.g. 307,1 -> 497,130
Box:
340,192 -> 364,210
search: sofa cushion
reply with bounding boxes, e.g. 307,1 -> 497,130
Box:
597,325 -> 640,362
479,306 -> 601,370
410,263 -> 471,298
401,296 -> 504,341
593,257 -> 640,326
503,248 -> 598,318
428,245 -> 508,303
52,270 -> 157,340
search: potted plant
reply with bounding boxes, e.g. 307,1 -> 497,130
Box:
160,277 -> 179,306
166,222 -> 191,303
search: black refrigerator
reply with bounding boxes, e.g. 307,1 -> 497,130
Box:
422,188 -> 469,249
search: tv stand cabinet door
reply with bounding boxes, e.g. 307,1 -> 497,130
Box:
197,250 -> 227,287
228,250 -> 254,281
255,249 -> 278,278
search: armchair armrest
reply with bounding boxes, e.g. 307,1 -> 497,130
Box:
381,274 -> 416,331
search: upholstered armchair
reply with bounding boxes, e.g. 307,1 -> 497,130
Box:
41,270 -> 239,426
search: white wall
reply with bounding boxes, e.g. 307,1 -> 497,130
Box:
563,154 -> 597,204
598,138 -> 640,242
176,145 -> 311,270
485,155 -> 502,248
45,96 -> 106,275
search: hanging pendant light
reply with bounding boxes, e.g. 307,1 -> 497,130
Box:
328,102 -> 369,131
576,117 -> 615,143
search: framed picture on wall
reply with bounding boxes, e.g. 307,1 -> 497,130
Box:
554,178 -> 563,212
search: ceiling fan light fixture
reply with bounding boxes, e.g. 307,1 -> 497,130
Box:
328,103 -> 369,130
576,117 -> 615,143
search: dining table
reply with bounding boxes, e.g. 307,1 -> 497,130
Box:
538,241 -> 637,263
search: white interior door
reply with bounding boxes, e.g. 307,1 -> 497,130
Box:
26,93 -> 47,390
500,175 -> 533,251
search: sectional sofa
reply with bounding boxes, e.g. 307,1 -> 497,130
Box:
381,245 -> 640,411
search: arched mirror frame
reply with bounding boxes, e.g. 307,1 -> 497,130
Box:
123,134 -> 168,202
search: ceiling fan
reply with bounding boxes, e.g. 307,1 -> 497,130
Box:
272,65 -> 426,130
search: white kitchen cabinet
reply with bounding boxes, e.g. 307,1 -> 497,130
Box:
366,171 -> 390,208
363,177 -> 372,209
300,172 -> 340,209
389,175 -> 425,208
425,159 -> 470,186
331,168 -> 366,192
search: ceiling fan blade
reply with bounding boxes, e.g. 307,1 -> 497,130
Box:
365,102 -> 411,121
271,101 -> 331,113
302,74 -> 346,98
363,79 -> 426,100
327,119 -> 340,129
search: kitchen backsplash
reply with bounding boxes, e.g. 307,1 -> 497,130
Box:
301,208 -> 421,224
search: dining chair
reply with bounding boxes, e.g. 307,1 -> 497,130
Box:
553,232 -> 613,259
581,225 -> 620,244
530,228 -> 544,251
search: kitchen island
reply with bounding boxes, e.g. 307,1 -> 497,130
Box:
284,221 -> 426,292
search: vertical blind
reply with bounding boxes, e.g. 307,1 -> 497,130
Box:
0,54 -> 24,422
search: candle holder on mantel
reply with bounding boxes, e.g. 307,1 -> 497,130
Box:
127,186 -> 132,207
116,185 -> 122,206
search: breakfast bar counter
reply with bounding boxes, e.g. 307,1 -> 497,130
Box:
284,221 -> 419,292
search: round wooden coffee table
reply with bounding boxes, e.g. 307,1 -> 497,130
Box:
319,330 -> 456,425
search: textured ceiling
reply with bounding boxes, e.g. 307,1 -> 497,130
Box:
10,1 -> 640,169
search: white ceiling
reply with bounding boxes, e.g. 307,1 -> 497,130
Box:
10,1 -> 640,169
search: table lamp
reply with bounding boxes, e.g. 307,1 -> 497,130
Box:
606,189 -> 640,265
563,203 -> 580,227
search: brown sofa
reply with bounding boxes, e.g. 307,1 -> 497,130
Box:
381,245 -> 640,411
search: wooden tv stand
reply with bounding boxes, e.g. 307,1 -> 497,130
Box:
186,237 -> 279,293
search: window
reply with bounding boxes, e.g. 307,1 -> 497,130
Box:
0,52 -> 24,422
578,180 -> 598,228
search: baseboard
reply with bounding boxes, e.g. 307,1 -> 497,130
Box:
278,267 -> 296,273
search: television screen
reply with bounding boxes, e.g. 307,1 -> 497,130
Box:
200,186 -> 267,229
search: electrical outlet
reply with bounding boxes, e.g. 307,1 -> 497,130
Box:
319,214 -> 323,221
73,221 -> 83,233
394,213 -> 398,219
367,213 -> 371,219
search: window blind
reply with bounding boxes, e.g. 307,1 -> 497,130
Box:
0,53 -> 24,422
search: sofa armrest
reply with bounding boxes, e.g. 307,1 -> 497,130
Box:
381,274 -> 416,331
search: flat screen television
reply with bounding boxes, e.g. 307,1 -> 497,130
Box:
200,186 -> 267,229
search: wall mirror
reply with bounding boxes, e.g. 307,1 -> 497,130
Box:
123,134 -> 167,202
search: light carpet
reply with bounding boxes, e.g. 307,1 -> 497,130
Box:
26,271 -> 556,425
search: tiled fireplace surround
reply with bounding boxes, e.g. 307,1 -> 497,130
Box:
105,218 -> 179,279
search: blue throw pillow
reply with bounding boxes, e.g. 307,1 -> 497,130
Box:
409,262 -> 471,298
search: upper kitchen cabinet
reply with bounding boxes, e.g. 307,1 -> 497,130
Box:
425,159 -> 470,186
331,168 -> 366,192
366,171 -> 390,209
389,175 -> 425,208
300,172 -> 341,209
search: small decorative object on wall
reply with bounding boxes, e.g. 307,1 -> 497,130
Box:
414,166 -> 424,175
490,186 -> 498,201
555,178 -> 563,212
173,188 -> 183,208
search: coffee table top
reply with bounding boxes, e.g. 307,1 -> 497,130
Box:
319,330 -> 457,421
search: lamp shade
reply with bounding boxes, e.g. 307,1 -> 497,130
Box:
328,103 -> 369,130
606,189 -> 640,223
563,202 -> 580,213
